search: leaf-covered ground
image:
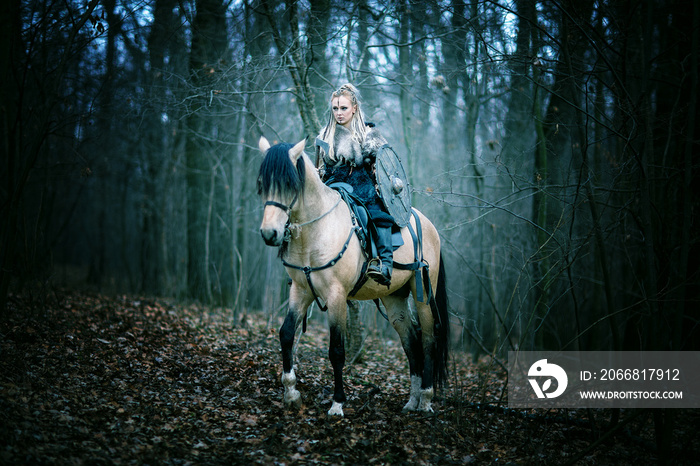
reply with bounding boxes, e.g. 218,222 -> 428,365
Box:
1,290 -> 698,465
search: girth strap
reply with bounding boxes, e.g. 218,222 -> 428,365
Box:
373,210 -> 439,326
394,210 -> 432,304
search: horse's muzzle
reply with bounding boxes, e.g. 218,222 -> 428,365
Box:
260,227 -> 283,246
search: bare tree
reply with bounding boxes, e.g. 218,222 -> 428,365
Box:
185,0 -> 229,303
0,0 -> 100,310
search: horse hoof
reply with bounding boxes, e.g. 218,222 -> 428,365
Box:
418,388 -> 434,413
284,389 -> 301,408
327,401 -> 344,417
402,398 -> 419,412
418,403 -> 434,413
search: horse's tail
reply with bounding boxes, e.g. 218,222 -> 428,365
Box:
433,252 -> 450,388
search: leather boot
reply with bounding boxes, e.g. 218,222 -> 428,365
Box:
367,226 -> 393,286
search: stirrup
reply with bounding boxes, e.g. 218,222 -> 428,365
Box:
367,258 -> 391,286
367,257 -> 383,273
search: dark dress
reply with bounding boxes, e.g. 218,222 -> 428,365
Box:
323,162 -> 394,229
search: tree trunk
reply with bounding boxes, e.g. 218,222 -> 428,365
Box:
0,0 -> 22,312
261,0 -> 322,135
142,0 -> 179,295
537,0 -> 595,349
397,0 -> 413,170
308,0 -> 331,113
186,0 -> 228,302
502,0 -> 537,349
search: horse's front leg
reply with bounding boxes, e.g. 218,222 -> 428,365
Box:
279,286 -> 311,409
279,310 -> 302,407
327,298 -> 347,416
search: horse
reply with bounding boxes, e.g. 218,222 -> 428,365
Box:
256,136 -> 450,417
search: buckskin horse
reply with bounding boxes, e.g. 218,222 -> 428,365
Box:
257,136 -> 449,417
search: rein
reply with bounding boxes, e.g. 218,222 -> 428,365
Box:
264,192 -> 343,241
286,195 -> 342,240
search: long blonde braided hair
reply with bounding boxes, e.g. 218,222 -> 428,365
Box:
319,83 -> 369,163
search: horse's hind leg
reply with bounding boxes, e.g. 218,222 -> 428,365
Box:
415,300 -> 437,412
279,286 -> 312,409
381,295 -> 425,412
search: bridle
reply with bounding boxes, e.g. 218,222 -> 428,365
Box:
264,193 -> 298,215
263,191 -> 342,242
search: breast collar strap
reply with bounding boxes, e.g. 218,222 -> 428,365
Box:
271,191 -> 356,314
282,226 -> 358,313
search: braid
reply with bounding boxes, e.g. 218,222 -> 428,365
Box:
322,83 -> 369,163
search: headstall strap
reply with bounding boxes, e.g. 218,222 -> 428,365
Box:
265,200 -> 291,213
265,194 -> 299,243
264,193 -> 298,214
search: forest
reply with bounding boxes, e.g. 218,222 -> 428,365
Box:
1,0 -> 699,463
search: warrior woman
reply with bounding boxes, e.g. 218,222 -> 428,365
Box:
315,83 -> 397,286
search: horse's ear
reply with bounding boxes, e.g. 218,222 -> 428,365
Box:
258,136 -> 271,155
289,138 -> 307,163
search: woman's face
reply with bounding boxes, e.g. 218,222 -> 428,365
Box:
332,95 -> 355,128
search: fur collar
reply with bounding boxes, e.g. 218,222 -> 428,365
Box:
333,125 -> 363,166
317,125 -> 388,168
361,127 -> 388,159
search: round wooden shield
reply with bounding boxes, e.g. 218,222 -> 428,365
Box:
375,145 -> 411,227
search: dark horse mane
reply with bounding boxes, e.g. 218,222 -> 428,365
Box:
257,142 -> 307,258
257,142 -> 306,200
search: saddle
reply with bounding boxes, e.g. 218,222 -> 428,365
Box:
282,182 -> 435,335
329,182 -> 432,304
328,182 -> 403,256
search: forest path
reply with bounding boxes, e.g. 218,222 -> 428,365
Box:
1,290 -> 691,464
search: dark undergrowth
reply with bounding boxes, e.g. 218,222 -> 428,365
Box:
1,289 -> 698,465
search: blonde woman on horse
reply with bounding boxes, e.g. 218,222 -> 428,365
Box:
258,128 -> 449,416
315,83 -> 395,287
